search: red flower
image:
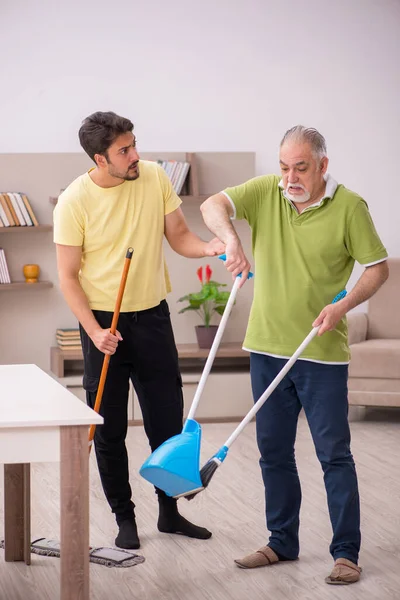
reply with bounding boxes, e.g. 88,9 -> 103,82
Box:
205,265 -> 212,283
197,266 -> 203,284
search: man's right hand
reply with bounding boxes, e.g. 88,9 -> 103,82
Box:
225,237 -> 252,286
90,328 -> 123,355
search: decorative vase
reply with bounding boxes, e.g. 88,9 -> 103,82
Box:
23,264 -> 40,283
195,325 -> 218,349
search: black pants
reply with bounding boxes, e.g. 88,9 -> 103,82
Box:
80,300 -> 184,523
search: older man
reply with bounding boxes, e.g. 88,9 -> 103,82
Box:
200,126 -> 388,584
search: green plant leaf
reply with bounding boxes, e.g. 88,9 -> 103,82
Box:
178,306 -> 201,314
215,291 -> 230,302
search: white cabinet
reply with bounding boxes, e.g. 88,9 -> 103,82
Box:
56,370 -> 253,425
132,369 -> 253,423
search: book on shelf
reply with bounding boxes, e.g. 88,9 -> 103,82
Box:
0,248 -> 11,283
56,328 -> 82,350
56,328 -> 80,337
57,338 -> 81,346
57,344 -> 82,351
0,192 -> 40,226
154,160 -> 191,195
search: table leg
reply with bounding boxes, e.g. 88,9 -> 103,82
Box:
4,463 -> 31,564
60,426 -> 89,600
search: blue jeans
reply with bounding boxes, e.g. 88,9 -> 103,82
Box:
250,353 -> 361,564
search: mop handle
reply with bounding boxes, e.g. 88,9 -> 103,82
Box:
223,290 -> 347,449
88,248 -> 134,450
186,256 -> 253,421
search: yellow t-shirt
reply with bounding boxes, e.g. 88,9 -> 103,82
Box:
53,160 -> 181,312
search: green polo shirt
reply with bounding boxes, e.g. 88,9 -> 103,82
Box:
224,174 -> 388,363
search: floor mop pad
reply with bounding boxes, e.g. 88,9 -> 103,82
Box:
0,538 -> 145,568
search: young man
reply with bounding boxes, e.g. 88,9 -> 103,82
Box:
200,125 -> 389,584
54,111 -> 224,550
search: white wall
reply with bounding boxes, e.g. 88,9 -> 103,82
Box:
1,0 -> 399,258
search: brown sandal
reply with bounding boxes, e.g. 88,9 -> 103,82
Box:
325,558 -> 362,585
234,545 -> 279,569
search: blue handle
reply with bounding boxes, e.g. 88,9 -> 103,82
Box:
218,254 -> 254,279
331,290 -> 347,303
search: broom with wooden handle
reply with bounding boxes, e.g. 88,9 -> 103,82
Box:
88,247 -> 134,453
185,289 -> 347,499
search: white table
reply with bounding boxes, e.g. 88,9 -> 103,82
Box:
0,364 -> 103,600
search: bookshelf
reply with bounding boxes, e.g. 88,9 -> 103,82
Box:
0,223 -> 53,289
0,150 -> 256,407
0,282 -> 53,292
0,225 -> 52,233
49,153 -> 211,205
50,343 -> 249,377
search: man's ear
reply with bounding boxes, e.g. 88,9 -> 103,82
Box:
320,156 -> 329,175
94,153 -> 107,169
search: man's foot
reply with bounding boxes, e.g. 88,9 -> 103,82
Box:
325,558 -> 362,585
234,545 -> 280,568
115,519 -> 140,550
157,495 -> 212,540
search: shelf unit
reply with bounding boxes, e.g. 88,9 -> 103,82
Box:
0,282 -> 53,291
0,224 -> 53,288
48,153 -> 211,205
50,342 -> 249,378
0,225 -> 53,233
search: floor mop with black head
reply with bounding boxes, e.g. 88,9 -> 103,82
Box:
0,248 -> 144,568
185,289 -> 347,500
139,256 -> 253,498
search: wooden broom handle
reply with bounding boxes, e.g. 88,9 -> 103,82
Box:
88,247 -> 134,451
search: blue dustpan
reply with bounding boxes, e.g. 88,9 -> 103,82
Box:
139,418 -> 204,498
139,259 -> 253,498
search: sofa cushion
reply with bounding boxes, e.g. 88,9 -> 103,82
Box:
348,377 -> 400,393
347,312 -> 368,345
367,258 -> 400,339
349,339 -> 400,379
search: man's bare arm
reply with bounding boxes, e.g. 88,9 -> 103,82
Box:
342,261 -> 389,311
200,193 -> 251,282
56,244 -> 121,355
314,261 -> 389,335
164,207 -> 225,258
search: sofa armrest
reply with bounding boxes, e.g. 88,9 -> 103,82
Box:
347,312 -> 368,345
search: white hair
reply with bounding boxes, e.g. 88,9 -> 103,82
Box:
280,125 -> 327,159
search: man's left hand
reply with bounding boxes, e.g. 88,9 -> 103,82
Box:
204,237 -> 226,257
312,302 -> 347,336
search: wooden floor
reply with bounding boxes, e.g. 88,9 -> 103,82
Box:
1,408 -> 400,600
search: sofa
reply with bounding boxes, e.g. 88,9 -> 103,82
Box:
347,258 -> 400,407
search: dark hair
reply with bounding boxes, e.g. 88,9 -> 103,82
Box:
78,111 -> 134,162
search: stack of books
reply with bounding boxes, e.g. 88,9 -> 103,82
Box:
0,192 -> 39,227
56,328 -> 82,351
0,248 -> 11,283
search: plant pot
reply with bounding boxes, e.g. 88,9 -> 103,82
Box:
195,325 -> 218,349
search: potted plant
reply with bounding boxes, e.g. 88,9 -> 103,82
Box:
178,264 -> 231,348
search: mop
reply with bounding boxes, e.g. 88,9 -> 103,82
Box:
185,289 -> 347,500
0,248 -> 145,568
0,539 -> 145,568
88,247 -> 134,453
139,256 -> 253,498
